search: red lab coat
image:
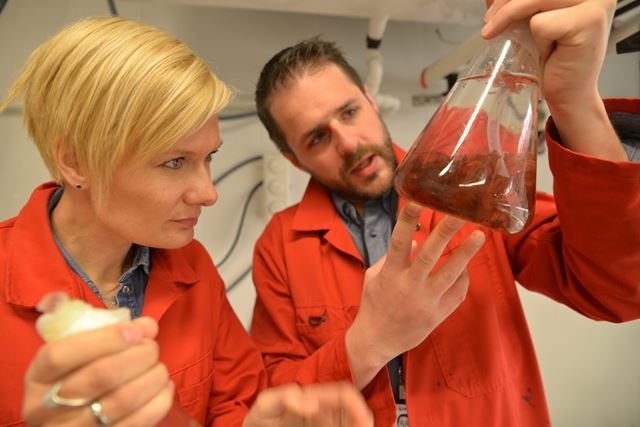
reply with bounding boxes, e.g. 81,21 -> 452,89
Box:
0,184 -> 267,426
250,99 -> 640,427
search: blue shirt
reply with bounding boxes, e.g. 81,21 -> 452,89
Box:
47,188 -> 150,318
331,190 -> 393,267
331,189 -> 404,403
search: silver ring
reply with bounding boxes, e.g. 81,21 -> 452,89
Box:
89,401 -> 111,427
43,379 -> 93,408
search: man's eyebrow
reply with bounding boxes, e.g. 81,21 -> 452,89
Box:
298,98 -> 356,144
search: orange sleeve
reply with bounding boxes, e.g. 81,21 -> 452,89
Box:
505,98 -> 640,322
207,275 -> 267,426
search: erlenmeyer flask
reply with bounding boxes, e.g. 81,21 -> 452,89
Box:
395,22 -> 541,233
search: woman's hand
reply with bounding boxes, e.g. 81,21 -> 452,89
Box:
22,295 -> 174,426
243,382 -> 373,427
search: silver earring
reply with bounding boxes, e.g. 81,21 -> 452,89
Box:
74,183 -> 82,189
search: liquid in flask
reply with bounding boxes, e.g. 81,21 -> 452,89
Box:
395,23 -> 541,233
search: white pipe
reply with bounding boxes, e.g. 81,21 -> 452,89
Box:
368,14 -> 388,40
365,49 -> 383,95
365,14 -> 388,96
419,32 -> 484,89
364,14 -> 400,114
419,8 -> 639,91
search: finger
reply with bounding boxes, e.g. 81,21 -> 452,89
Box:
250,383 -> 313,421
363,254 -> 386,283
428,230 -> 485,297
24,339 -> 162,425
53,338 -> 161,405
528,9 -> 557,65
530,2 -> 612,49
408,216 -> 465,284
36,292 -> 69,313
96,362 -> 169,425
303,382 -> 372,427
328,383 -> 372,427
437,269 -> 471,319
481,0 -> 583,38
27,316 -> 158,384
384,203 -> 424,272
110,380 -> 175,427
484,0 -> 508,23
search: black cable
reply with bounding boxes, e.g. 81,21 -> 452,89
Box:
215,181 -> 263,268
616,30 -> 640,54
0,0 -> 8,15
107,0 -> 118,15
226,266 -> 253,293
219,111 -> 258,121
213,155 -> 262,186
615,0 -> 640,17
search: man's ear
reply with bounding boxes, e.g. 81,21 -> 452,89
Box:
281,150 -> 306,172
363,85 -> 379,113
52,138 -> 87,188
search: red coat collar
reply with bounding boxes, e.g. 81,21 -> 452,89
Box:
288,144 -> 412,263
3,183 -> 199,313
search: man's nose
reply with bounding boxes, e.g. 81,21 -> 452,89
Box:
333,124 -> 358,157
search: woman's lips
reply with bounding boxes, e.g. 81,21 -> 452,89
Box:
173,217 -> 198,227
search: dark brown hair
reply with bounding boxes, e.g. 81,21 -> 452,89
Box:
255,37 -> 365,152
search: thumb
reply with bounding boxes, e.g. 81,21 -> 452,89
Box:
364,254 -> 387,282
244,384 -> 318,427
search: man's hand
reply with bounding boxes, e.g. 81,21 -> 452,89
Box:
482,0 -> 626,160
346,204 -> 485,389
243,382 -> 373,427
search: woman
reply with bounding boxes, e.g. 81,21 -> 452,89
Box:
0,16 -> 371,427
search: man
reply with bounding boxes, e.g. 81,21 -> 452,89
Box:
251,0 -> 640,425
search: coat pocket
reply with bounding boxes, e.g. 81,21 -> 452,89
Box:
294,305 -> 358,353
172,353 -> 214,423
428,248 -> 507,398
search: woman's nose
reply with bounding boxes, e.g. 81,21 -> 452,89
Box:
187,169 -> 218,207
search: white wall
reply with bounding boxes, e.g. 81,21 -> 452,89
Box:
1,1 -> 639,425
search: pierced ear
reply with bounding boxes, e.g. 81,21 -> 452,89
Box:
363,85 -> 379,113
52,138 -> 87,188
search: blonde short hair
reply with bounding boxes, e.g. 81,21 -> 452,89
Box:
0,16 -> 231,199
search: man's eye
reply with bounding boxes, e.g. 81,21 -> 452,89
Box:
311,131 -> 327,145
163,158 -> 184,169
343,107 -> 357,119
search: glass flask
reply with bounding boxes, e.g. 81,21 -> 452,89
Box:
395,23 -> 541,233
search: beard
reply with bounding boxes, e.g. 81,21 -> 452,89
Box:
312,133 -> 397,204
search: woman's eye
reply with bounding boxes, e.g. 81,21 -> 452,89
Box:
163,158 -> 184,169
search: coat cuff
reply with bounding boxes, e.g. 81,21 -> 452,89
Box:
546,98 -> 640,181
320,330 -> 355,383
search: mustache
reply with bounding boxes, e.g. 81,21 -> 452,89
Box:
342,144 -> 392,173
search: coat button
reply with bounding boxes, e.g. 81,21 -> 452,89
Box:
308,312 -> 327,327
